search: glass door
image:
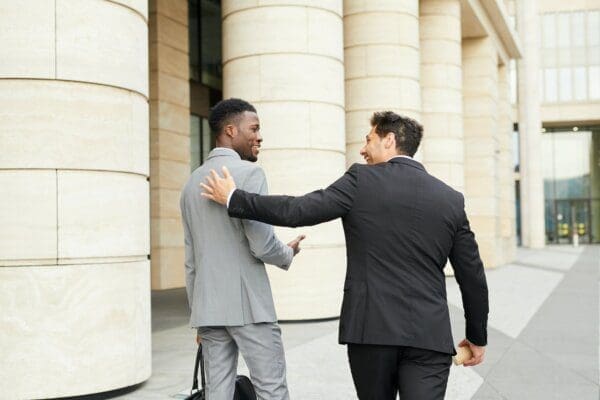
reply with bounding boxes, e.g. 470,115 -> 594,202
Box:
555,199 -> 591,244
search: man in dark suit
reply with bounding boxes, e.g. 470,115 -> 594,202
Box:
201,111 -> 489,400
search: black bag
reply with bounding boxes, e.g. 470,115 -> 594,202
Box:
185,344 -> 257,400
184,344 -> 206,400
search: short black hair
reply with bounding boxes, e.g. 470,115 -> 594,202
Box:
370,111 -> 423,157
209,98 -> 257,134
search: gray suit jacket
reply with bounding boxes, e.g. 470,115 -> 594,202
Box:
180,148 -> 293,327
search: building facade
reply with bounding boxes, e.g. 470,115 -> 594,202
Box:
516,0 -> 600,246
0,0 -> 597,398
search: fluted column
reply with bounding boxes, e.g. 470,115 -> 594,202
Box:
516,0 -> 545,248
222,1 -> 346,319
0,1 -> 150,398
419,0 -> 464,191
463,37 -> 500,268
344,0 -> 420,165
498,64 -> 517,264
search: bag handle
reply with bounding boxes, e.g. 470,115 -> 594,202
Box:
192,343 -> 206,392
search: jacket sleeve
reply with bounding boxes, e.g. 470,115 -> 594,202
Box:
239,167 -> 294,270
180,194 -> 196,310
228,163 -> 360,227
448,194 -> 489,346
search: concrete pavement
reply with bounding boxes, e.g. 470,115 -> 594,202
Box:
66,245 -> 599,400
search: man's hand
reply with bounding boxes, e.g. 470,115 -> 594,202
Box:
196,334 -> 202,345
200,166 -> 237,205
287,235 -> 306,256
458,338 -> 485,367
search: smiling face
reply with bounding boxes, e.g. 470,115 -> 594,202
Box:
359,125 -> 394,164
231,111 -> 262,162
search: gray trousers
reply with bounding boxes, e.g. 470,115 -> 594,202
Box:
198,322 -> 289,400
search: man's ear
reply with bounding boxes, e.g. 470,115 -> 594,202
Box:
385,132 -> 395,149
224,124 -> 237,138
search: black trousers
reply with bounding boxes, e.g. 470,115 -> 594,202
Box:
347,344 -> 452,400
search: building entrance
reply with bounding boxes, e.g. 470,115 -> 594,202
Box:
554,199 -> 591,244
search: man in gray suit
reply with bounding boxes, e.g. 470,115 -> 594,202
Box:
180,98 -> 305,400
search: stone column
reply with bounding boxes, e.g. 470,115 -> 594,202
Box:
516,0 -> 545,248
0,1 -> 150,398
344,0 -> 421,165
498,64 -> 517,264
463,37 -> 501,268
419,0 -> 464,191
149,0 -> 190,289
222,1 -> 346,319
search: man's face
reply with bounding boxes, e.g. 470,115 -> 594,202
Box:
359,126 -> 387,164
232,111 -> 262,162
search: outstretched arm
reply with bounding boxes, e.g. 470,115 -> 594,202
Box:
202,164 -> 360,227
238,167 -> 299,269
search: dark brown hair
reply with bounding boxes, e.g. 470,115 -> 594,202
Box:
370,111 -> 423,157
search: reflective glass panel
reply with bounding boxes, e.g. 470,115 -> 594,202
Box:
590,66 -> 600,99
544,68 -> 558,102
559,67 -> 573,101
542,14 -> 556,48
573,67 -> 587,100
190,114 -> 201,171
200,0 -> 222,89
552,132 -> 591,199
557,13 -> 571,47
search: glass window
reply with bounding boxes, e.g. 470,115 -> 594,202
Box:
591,132 -> 600,242
189,0 -> 200,82
588,11 -> 600,47
539,10 -> 600,103
572,12 -> 586,47
542,14 -> 556,48
201,118 -> 212,162
545,200 -> 557,243
558,67 -> 573,101
543,127 -> 600,244
557,13 -> 571,47
592,200 -> 600,243
513,128 -> 520,171
573,67 -> 587,100
544,68 -> 558,102
591,131 -> 600,199
590,66 -> 600,99
552,132 -> 591,199
190,115 -> 214,170
190,114 -> 201,171
200,0 -> 222,89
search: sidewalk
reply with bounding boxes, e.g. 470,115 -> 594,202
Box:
89,245 -> 598,400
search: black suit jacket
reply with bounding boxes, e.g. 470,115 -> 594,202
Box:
228,157 -> 489,354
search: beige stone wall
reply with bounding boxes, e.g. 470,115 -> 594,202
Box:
222,0 -> 347,319
149,0 -> 190,290
344,0 -> 420,165
0,0 -> 150,398
541,103 -> 600,125
420,0 -> 464,191
463,37 -> 501,268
